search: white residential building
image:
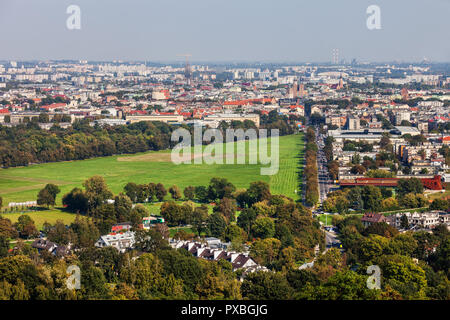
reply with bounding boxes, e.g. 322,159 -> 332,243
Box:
95,231 -> 135,253
388,211 -> 448,230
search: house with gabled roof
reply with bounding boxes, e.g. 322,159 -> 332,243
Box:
361,212 -> 387,228
31,239 -> 71,258
169,239 -> 259,271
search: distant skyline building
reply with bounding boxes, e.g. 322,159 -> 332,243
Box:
337,75 -> 344,90
332,49 -> 339,65
299,83 -> 305,98
287,80 -> 306,99
401,87 -> 409,100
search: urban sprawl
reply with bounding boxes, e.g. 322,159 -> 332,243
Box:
0,60 -> 449,300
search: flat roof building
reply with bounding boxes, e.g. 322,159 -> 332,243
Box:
126,114 -> 184,124
203,113 -> 260,128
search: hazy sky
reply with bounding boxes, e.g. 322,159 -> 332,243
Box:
0,0 -> 449,62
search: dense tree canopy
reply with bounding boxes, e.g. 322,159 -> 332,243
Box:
0,120 -> 178,168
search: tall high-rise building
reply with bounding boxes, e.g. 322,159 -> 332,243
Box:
332,49 -> 339,65
184,61 -> 191,85
337,76 -> 344,90
401,87 -> 409,100
299,83 -> 305,97
396,111 -> 411,125
347,116 -> 360,130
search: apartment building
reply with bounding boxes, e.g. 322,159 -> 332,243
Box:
388,211 -> 449,230
95,231 -> 136,253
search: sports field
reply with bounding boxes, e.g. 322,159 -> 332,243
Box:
0,134 -> 304,209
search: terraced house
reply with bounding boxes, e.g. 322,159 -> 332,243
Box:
169,239 -> 267,272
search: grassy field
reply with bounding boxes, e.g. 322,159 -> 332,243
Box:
426,189 -> 450,201
1,208 -> 78,230
169,227 -> 195,237
380,207 -> 428,216
0,134 -> 304,212
141,201 -> 214,215
316,214 -> 333,226
316,213 -> 364,226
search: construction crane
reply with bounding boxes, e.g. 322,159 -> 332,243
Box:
177,54 -> 192,85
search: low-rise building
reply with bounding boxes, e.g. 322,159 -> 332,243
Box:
95,231 -> 135,253
126,114 -> 184,124
94,118 -> 127,126
141,216 -> 165,229
111,222 -> 132,233
388,211 -> 448,230
170,239 -> 261,271
361,213 -> 387,227
203,113 -> 260,128
31,239 -> 70,257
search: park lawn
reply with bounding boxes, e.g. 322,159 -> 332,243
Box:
269,132 -> 304,199
1,208 -> 77,230
169,227 -> 195,237
142,202 -> 165,215
0,134 -> 304,207
317,214 -> 333,226
316,213 -> 364,226
381,207 -> 428,216
141,201 -> 214,216
426,189 -> 450,201
0,178 -> 39,191
9,240 -> 33,249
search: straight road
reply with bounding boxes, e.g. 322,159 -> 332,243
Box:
324,228 -> 342,251
315,128 -> 334,205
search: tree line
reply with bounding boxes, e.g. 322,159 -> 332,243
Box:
0,120 -> 176,168
322,177 -> 449,214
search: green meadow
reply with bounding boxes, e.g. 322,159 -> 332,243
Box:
0,134 -> 304,224
2,208 -> 79,230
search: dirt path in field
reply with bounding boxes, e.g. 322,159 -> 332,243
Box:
0,183 -> 47,194
0,174 -> 70,184
117,152 -> 259,163
0,175 -> 75,194
117,152 -> 175,162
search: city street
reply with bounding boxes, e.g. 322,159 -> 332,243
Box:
325,228 -> 342,251
315,128 -> 334,206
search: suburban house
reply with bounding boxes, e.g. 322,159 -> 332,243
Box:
95,231 -> 135,253
31,239 -> 70,257
169,239 -> 262,272
111,222 -> 132,233
204,237 -> 231,250
141,216 -> 165,229
361,213 -> 387,228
